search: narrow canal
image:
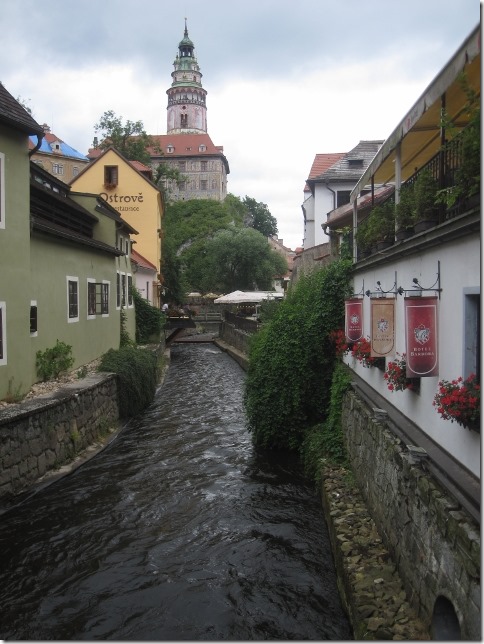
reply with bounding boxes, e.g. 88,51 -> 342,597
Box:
0,343 -> 351,640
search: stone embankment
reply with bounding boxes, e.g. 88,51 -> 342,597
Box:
321,465 -> 430,640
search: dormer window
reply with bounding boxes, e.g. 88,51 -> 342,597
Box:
167,145 -> 174,153
199,144 -> 206,152
348,159 -> 364,168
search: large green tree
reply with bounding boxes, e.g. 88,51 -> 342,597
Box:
243,196 -> 278,237
161,196 -> 284,299
94,110 -> 155,165
186,227 -> 287,293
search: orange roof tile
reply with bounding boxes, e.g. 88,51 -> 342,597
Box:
131,248 -> 157,271
304,152 -> 346,191
148,133 -> 224,156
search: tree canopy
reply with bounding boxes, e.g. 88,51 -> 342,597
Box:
242,196 -> 278,237
161,197 -> 286,299
94,110 -> 155,165
184,227 -> 287,293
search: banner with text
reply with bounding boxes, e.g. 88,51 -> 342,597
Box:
345,299 -> 364,342
370,298 -> 395,357
404,296 -> 439,377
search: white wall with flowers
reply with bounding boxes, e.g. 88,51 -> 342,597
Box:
343,232 -> 480,477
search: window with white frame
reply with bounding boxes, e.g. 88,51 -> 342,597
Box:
101,281 -> 109,315
67,277 -> 79,322
121,273 -> 126,307
30,301 -> 38,336
0,302 -> 6,365
464,288 -> 480,379
116,272 -> 121,308
0,152 -> 5,230
88,280 -> 110,317
128,275 -> 133,306
52,163 -> 64,175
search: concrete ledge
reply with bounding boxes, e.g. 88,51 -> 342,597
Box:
213,338 -> 249,371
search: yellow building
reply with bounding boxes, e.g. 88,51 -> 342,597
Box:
71,147 -> 164,306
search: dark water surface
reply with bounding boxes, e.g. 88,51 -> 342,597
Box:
0,343 -> 351,640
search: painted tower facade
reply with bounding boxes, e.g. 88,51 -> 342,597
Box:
148,21 -> 229,202
167,21 -> 208,135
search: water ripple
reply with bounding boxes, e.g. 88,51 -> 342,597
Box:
0,343 -> 351,640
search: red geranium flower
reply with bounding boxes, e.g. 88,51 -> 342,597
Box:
433,373 -> 480,430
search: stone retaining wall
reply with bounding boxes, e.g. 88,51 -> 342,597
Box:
0,373 -> 119,503
218,321 -> 252,356
342,388 -> 481,640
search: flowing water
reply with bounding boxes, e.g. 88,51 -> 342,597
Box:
0,343 -> 351,640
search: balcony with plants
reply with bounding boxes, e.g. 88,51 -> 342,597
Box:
355,89 -> 480,261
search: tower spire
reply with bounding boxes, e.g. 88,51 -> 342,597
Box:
166,22 -> 207,134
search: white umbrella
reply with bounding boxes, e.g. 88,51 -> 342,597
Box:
214,291 -> 283,304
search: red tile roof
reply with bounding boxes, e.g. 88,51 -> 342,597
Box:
148,133 -> 224,156
131,248 -> 157,271
87,133 -> 225,160
304,152 -> 346,191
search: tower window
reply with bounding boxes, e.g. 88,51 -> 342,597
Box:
180,113 -> 188,128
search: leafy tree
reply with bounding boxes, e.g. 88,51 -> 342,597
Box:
94,110 -> 155,165
244,259 -> 353,451
243,196 -> 278,237
154,162 -> 186,201
189,227 -> 287,293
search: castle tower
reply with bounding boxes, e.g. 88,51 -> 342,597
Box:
166,20 -> 207,135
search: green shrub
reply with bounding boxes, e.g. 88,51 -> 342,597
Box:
98,345 -> 158,417
36,340 -> 74,381
132,287 -> 165,344
301,362 -> 352,482
244,259 -> 352,451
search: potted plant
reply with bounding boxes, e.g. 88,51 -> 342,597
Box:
329,329 -> 350,357
355,216 -> 372,258
395,183 -> 415,240
436,75 -> 480,214
350,337 -> 384,369
367,201 -> 395,250
384,353 -> 419,392
433,373 -> 480,432
413,169 -> 439,232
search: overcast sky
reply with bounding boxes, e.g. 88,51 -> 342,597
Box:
1,0 -> 480,249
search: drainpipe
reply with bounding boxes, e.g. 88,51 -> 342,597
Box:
28,132 -> 44,157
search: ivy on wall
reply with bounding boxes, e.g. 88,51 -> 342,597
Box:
244,259 -> 352,451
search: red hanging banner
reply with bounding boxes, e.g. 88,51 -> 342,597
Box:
404,296 -> 439,377
370,298 -> 395,357
345,299 -> 363,342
